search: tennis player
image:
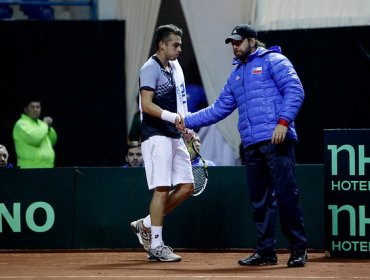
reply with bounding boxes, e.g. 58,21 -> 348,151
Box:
130,24 -> 194,262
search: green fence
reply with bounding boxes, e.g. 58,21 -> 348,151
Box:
0,165 -> 323,250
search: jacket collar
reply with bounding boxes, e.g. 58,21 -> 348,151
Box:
232,46 -> 282,65
21,113 -> 39,123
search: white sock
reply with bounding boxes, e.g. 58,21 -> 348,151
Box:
151,226 -> 163,249
143,215 -> 151,228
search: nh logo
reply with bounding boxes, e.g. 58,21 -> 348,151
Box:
327,145 -> 370,176
328,204 -> 370,237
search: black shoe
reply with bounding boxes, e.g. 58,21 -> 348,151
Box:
238,252 -> 278,266
287,249 -> 308,267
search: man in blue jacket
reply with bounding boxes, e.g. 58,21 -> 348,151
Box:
178,24 -> 308,267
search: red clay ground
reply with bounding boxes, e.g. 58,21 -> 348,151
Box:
0,250 -> 369,279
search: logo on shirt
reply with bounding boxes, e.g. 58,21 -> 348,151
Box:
235,76 -> 240,80
252,67 -> 263,74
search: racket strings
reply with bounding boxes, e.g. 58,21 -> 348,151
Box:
186,138 -> 208,196
192,166 -> 208,195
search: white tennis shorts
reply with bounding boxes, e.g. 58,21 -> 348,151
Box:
141,135 -> 194,190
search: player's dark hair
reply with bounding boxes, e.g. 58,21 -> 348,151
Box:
154,24 -> 183,50
126,141 -> 141,155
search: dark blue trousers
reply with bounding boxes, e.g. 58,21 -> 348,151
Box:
243,140 -> 308,254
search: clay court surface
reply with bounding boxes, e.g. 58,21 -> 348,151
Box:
0,250 -> 369,279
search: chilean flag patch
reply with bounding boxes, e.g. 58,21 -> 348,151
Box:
252,67 -> 262,74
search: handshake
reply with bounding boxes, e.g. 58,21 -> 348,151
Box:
175,114 -> 194,142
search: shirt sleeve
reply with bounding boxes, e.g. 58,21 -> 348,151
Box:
139,62 -> 159,92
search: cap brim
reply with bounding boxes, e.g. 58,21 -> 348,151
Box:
225,34 -> 244,44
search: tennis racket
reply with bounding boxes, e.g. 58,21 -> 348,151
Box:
187,137 -> 208,196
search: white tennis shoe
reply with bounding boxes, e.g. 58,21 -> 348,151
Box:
130,218 -> 151,252
148,244 -> 182,262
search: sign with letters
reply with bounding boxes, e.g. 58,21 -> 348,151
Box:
324,129 -> 370,258
0,169 -> 74,249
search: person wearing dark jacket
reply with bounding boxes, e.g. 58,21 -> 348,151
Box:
178,24 -> 308,268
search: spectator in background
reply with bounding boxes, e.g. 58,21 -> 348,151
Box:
21,0 -> 54,20
0,144 -> 13,168
13,98 -> 57,168
188,133 -> 216,167
123,141 -> 144,168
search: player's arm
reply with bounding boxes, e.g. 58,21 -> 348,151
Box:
140,89 -> 162,118
140,89 -> 180,124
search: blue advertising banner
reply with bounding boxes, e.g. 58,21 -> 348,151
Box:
324,129 -> 370,258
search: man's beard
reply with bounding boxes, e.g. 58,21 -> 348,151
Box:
235,45 -> 252,61
235,52 -> 246,61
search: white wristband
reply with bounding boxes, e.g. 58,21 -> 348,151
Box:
161,110 -> 178,124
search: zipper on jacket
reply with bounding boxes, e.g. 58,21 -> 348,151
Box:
242,63 -> 255,144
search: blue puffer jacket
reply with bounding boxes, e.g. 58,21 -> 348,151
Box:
184,46 -> 304,148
